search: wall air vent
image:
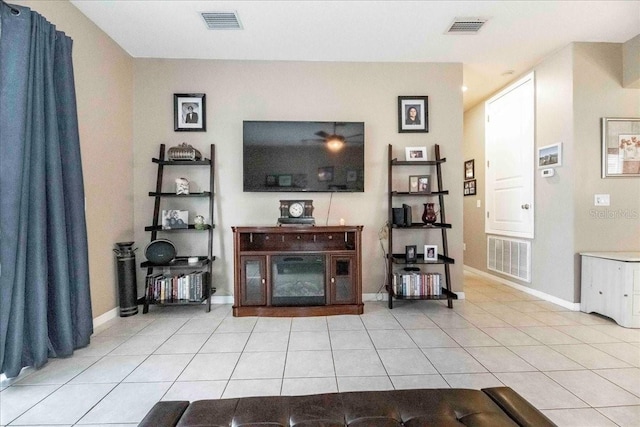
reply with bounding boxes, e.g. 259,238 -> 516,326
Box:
201,11 -> 243,30
487,236 -> 531,282
446,18 -> 487,34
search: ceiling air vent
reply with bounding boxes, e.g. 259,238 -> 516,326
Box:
446,18 -> 487,34
201,11 -> 243,30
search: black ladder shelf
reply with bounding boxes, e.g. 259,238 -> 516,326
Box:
386,143 -> 457,309
142,143 -> 216,313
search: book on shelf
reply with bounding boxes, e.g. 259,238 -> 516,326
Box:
392,272 -> 442,297
146,270 -> 205,303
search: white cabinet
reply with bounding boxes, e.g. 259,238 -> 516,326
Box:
580,252 -> 640,328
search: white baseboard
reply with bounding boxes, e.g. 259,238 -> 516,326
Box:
92,307 -> 118,330
464,265 -> 580,311
211,295 -> 234,304
362,292 -> 465,302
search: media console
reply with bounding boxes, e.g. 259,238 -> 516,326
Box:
232,226 -> 364,316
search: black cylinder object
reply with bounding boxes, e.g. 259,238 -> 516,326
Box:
114,242 -> 138,317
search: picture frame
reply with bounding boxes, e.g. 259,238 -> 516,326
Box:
409,175 -> 431,194
405,245 -> 417,263
174,93 -> 206,132
601,117 -> 640,177
464,179 -> 477,196
537,143 -> 562,168
398,96 -> 428,133
465,159 -> 475,179
405,146 -> 428,161
162,209 -> 188,229
318,166 -> 334,182
424,244 -> 438,261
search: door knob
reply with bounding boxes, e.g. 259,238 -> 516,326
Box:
521,204 -> 530,209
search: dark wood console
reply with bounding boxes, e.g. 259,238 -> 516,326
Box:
232,226 -> 364,317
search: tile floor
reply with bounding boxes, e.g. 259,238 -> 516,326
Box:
1,271 -> 639,426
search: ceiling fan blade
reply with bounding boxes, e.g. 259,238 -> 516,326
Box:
344,133 -> 363,139
315,130 -> 330,138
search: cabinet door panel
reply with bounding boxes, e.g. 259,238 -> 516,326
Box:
241,257 -> 266,306
330,255 -> 355,304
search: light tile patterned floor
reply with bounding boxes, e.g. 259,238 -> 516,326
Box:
1,272 -> 640,426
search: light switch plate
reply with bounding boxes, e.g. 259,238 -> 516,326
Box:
594,194 -> 610,206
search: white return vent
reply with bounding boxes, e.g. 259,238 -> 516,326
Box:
487,236 -> 531,282
201,11 -> 243,30
446,18 -> 487,34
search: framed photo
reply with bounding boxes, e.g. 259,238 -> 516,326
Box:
278,175 -> 292,187
405,146 -> 428,161
318,166 -> 334,182
405,245 -> 417,263
464,179 -> 476,196
398,96 -> 428,133
409,175 -> 431,194
537,143 -> 562,168
602,117 -> 640,177
162,209 -> 188,229
424,245 -> 438,261
174,93 -> 206,132
465,159 -> 475,179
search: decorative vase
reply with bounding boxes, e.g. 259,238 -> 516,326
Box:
422,203 -> 438,224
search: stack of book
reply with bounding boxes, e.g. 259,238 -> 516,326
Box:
392,272 -> 442,297
146,271 -> 205,303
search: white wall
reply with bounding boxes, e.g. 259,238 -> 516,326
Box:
133,59 -> 464,298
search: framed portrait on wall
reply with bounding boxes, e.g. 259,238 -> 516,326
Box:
174,93 -> 206,132
398,96 -> 428,133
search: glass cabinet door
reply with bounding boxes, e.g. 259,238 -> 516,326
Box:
330,255 -> 355,304
241,256 -> 266,306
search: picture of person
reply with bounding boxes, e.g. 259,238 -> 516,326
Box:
184,105 -> 199,123
427,247 -> 435,258
405,105 -> 421,125
163,209 -> 188,229
410,150 -> 423,159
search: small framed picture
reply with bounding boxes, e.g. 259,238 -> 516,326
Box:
409,175 -> 431,194
174,93 -> 206,132
278,175 -> 292,187
405,245 -> 417,263
602,118 -> 640,177
424,245 -> 438,261
537,143 -> 562,168
464,179 -> 476,196
398,96 -> 428,133
465,159 -> 475,179
162,209 -> 188,229
318,166 -> 334,182
405,146 -> 428,161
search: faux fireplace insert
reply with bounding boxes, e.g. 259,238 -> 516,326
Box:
232,225 -> 364,316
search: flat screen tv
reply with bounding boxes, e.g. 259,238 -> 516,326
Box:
243,121 -> 365,192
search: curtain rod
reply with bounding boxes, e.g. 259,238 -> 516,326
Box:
1,0 -> 20,15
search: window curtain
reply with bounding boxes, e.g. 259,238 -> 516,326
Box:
0,2 -> 92,378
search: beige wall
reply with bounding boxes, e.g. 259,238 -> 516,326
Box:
15,1 -> 134,318
463,41 -> 640,304
132,59 -> 465,297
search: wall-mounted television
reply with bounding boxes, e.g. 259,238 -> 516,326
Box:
243,121 -> 365,192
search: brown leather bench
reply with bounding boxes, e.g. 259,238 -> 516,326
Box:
139,386 -> 556,426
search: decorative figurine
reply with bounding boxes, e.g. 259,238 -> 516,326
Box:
175,177 -> 189,195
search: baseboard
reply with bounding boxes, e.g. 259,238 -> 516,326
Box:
464,265 -> 580,311
92,307 -> 118,330
211,295 -> 234,304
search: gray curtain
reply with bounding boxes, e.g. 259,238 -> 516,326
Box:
0,2 -> 92,378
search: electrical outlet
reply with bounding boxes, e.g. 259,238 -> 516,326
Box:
476,199 -> 481,208
594,194 -> 610,206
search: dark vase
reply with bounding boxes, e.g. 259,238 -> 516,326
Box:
422,203 -> 438,224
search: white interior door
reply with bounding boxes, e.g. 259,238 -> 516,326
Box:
485,73 -> 535,239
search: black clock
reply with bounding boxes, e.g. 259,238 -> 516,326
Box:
278,200 -> 315,225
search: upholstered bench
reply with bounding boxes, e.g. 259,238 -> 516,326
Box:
139,387 -> 556,426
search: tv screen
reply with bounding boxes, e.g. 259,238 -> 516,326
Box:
243,121 -> 365,192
